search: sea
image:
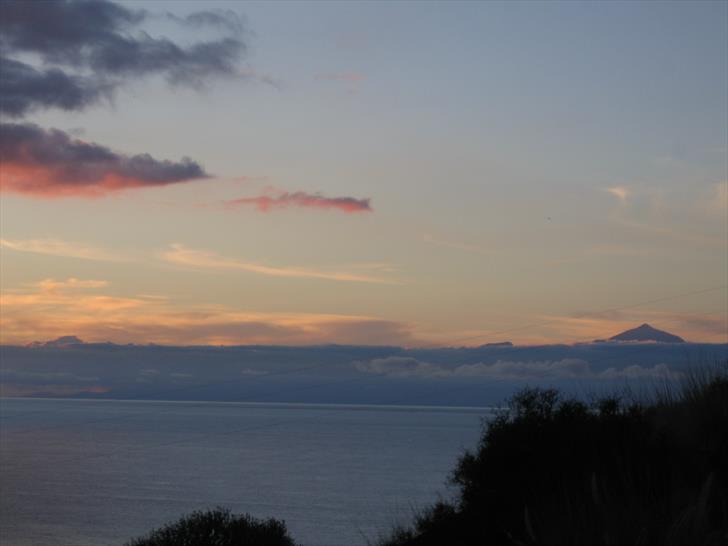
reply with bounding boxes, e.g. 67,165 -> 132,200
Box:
0,398 -> 488,546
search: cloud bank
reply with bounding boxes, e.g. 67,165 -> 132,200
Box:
356,356 -> 679,381
0,123 -> 208,197
225,191 -> 372,213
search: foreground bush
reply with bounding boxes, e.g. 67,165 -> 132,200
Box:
126,507 -> 297,546
380,365 -> 728,546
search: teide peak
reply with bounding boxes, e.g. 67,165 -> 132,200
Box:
608,323 -> 685,343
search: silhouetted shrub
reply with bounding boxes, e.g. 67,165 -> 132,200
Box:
379,363 -> 728,546
125,507 -> 297,546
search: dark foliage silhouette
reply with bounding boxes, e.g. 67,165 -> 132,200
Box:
379,364 -> 728,546
125,507 -> 297,546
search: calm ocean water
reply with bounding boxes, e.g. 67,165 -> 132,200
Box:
0,398 -> 487,546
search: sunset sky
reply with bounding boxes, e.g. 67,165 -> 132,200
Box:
1,0 -> 726,346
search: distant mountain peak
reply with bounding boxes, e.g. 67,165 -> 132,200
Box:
26,335 -> 85,348
609,324 -> 685,343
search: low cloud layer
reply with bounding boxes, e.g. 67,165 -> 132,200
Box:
356,356 -> 680,381
225,191 -> 372,213
0,123 -> 208,197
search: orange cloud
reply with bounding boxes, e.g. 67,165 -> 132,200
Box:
3,279 -> 723,348
0,278 -> 416,346
1,278 -> 143,313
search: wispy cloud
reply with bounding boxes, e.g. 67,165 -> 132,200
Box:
229,175 -> 270,184
605,186 -> 630,202
0,278 -> 415,346
601,183 -> 726,248
707,181 -> 727,213
224,191 -> 372,213
236,67 -> 284,90
314,72 -> 365,96
162,244 -> 397,284
0,238 -> 123,261
1,278 -> 142,312
36,278 -> 109,291
422,233 -> 490,256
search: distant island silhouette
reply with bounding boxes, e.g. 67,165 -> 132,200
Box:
608,323 -> 685,343
25,326 -> 688,350
26,335 -> 85,348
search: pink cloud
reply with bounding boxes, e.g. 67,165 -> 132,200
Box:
224,191 -> 372,213
0,123 -> 209,197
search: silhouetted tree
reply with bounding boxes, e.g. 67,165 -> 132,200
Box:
380,364 -> 728,546
126,507 -> 298,546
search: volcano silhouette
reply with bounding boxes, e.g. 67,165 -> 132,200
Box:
609,323 -> 685,343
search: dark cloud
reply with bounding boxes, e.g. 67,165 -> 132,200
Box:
0,0 -> 246,116
167,9 -> 245,36
81,34 -> 243,84
0,57 -> 111,117
0,1 -> 244,76
0,0 -> 144,57
0,122 -> 208,196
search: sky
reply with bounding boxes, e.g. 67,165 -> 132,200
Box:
1,0 -> 727,346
